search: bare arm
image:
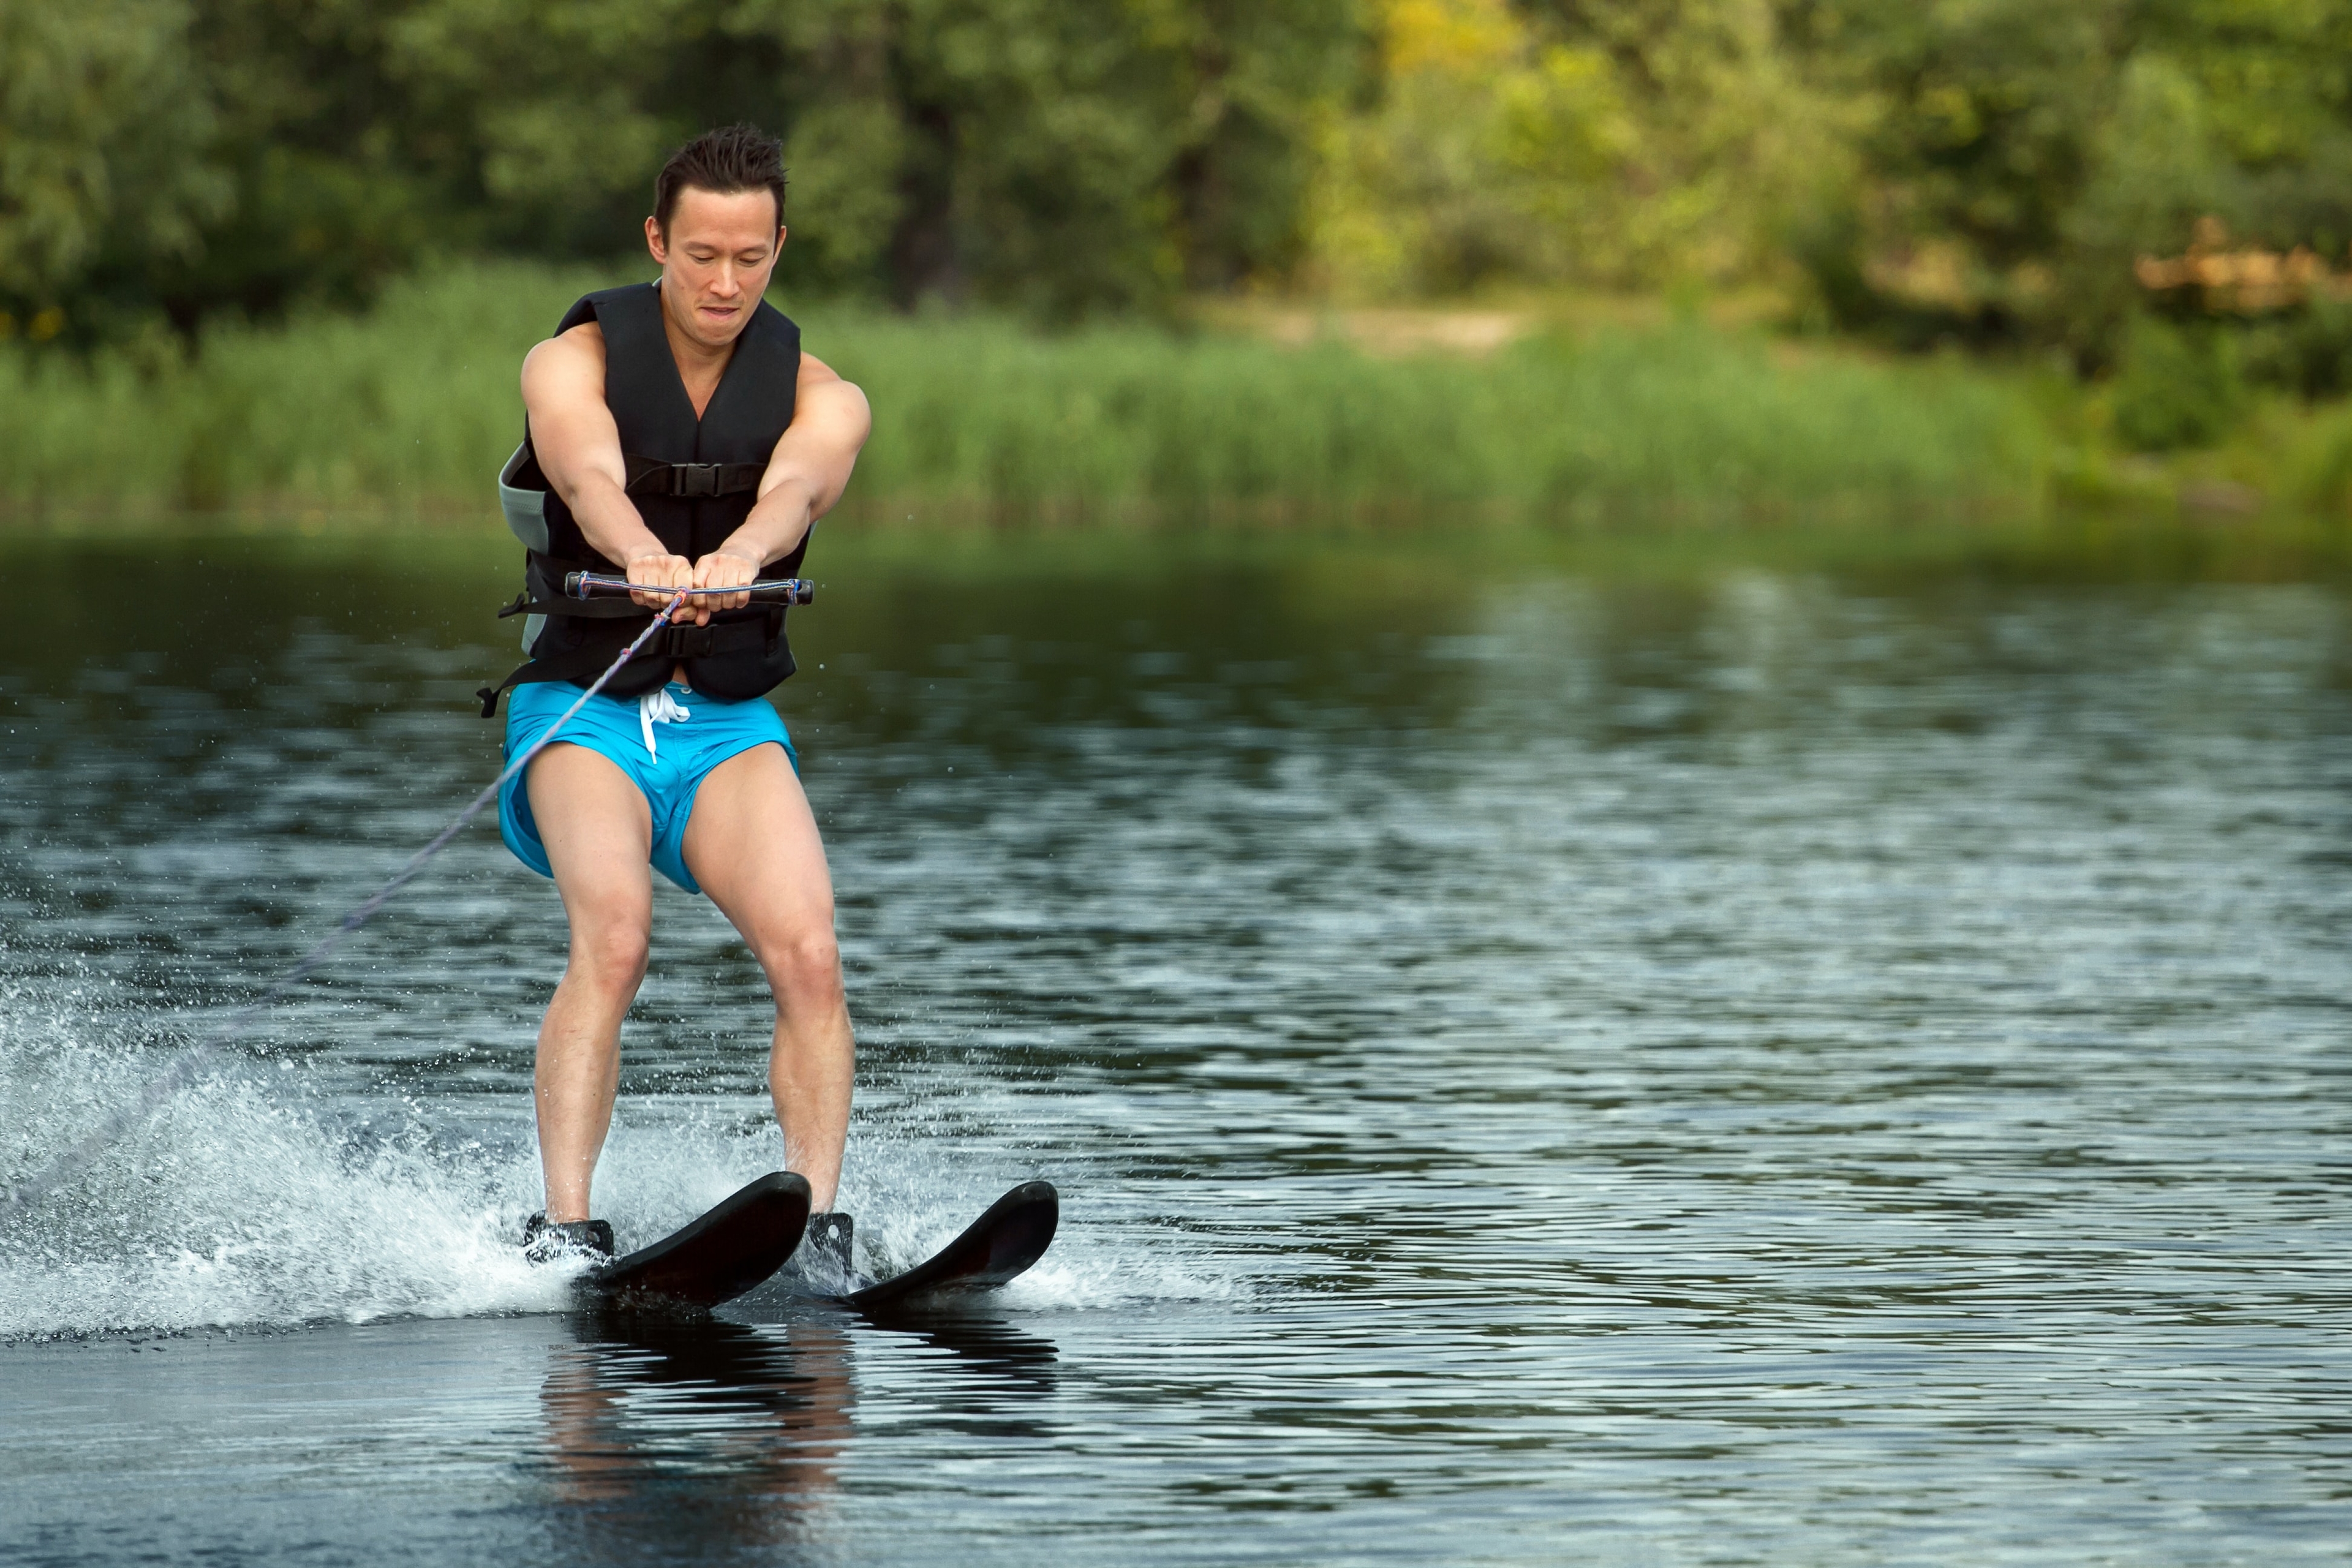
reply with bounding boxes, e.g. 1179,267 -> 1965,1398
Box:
518,323 -> 696,615
696,352 -> 873,603
522,331 -> 872,620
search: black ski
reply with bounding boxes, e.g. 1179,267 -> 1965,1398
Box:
843,1180 -> 1059,1310
580,1172 -> 811,1311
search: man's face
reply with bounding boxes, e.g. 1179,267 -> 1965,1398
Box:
644,186 -> 785,350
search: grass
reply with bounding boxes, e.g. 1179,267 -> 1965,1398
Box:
840,309 -> 2043,524
8,259 -> 2352,539
1,265 -> 590,521
0,261 -> 2064,528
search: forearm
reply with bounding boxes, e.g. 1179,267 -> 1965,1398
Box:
558,471 -> 669,570
718,379 -> 870,566
720,478 -> 824,568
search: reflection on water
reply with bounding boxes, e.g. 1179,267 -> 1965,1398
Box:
848,1308 -> 1060,1394
538,1316 -> 856,1553
532,1310 -> 1058,1561
543,1316 -> 854,1495
1,530 -> 2348,1565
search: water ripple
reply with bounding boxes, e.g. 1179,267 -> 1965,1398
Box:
0,542 -> 2346,1563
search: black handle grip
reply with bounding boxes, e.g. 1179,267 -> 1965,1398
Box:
564,571 -> 813,606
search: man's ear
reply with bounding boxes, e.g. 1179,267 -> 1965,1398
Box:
644,215 -> 668,263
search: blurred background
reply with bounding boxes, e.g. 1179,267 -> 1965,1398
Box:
4,0 -> 2352,532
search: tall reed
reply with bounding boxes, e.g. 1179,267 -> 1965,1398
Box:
0,262 -> 2043,524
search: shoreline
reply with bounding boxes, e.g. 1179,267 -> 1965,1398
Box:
11,506 -> 2350,586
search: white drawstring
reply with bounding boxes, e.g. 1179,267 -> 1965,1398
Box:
638,687 -> 691,758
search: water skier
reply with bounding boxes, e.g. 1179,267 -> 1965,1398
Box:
480,125 -> 870,1269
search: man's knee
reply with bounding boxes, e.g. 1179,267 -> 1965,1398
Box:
756,923 -> 842,1010
568,913 -> 651,992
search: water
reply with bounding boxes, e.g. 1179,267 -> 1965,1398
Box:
2,530 -> 2348,1564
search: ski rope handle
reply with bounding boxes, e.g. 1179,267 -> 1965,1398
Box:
565,571 -> 813,605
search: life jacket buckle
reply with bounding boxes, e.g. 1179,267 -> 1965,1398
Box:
671,463 -> 723,497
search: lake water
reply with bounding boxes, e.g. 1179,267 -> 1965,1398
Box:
2,529 -> 2347,1565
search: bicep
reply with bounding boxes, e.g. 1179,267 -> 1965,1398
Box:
761,354 -> 872,489
521,332 -> 627,499
791,352 -> 872,442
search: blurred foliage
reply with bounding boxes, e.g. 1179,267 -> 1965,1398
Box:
1306,0 -> 1855,297
0,260 -> 2041,521
2111,315 -> 2245,451
1787,0 -> 2352,366
1,0 -> 1359,334
1,0 -> 2349,424
1311,0 -> 2352,360
0,1 -> 231,330
2242,296 -> 2352,401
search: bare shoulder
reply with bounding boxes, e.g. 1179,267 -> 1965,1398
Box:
521,321 -> 607,407
794,345 -> 870,413
797,349 -> 842,387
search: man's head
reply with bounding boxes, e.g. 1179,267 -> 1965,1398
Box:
644,124 -> 788,350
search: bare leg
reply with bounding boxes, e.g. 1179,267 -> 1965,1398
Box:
526,744 -> 655,1223
682,742 -> 853,1209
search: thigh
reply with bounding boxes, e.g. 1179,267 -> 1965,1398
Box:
680,742 -> 835,939
527,742 -> 657,923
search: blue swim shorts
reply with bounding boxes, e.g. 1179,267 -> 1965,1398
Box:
499,679 -> 798,895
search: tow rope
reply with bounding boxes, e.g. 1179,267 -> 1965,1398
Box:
2,587 -> 710,1218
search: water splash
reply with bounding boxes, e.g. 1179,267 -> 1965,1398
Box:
0,989 -> 1238,1338
0,993 -> 567,1337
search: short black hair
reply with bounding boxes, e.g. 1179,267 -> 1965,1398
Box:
653,124 -> 786,237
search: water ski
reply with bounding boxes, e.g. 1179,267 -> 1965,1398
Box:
579,1172 -> 811,1312
843,1180 -> 1059,1310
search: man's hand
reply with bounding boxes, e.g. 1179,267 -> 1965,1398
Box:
693,551 -> 760,620
627,551 -> 696,617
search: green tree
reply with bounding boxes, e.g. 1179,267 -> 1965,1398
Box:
1305,0 -> 1850,298
0,0 -> 228,337
0,0 -> 1360,336
1784,0 -> 2352,361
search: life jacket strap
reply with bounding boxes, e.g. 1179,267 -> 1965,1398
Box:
621,454 -> 766,499
477,611 -> 785,718
478,643 -> 614,718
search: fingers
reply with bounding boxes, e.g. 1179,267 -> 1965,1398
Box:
621,551 -> 755,627
693,551 -> 760,624
626,552 -> 692,614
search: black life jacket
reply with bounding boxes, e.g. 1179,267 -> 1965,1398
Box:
477,281 -> 805,717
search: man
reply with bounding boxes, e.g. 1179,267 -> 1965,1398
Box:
481,124 -> 870,1265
